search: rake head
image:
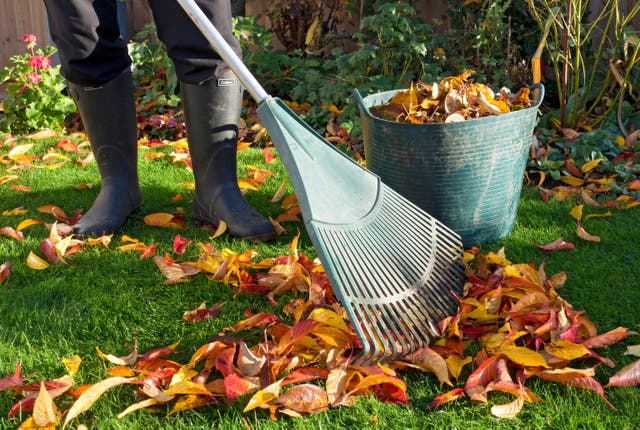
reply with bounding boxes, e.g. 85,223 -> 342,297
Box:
308,184 -> 465,365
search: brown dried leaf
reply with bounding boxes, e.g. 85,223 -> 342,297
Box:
276,384 -> 329,414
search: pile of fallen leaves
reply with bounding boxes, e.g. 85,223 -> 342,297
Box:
1,225 -> 639,427
369,70 -> 533,124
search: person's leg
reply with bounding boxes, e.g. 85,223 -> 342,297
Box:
149,0 -> 276,241
43,0 -> 140,237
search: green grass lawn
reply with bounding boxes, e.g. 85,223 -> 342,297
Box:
1,135 -> 639,429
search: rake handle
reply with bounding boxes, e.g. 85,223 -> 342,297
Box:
176,0 -> 269,103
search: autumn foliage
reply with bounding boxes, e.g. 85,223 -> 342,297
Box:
1,230 -> 639,426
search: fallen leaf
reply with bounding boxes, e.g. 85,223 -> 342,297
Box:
33,382 -> 61,427
606,359 -> 640,387
626,345 -> 640,357
143,213 -> 185,229
490,395 -> 524,419
276,384 -> 329,414
576,223 -> 600,242
536,238 -> 575,252
243,379 -> 283,412
0,261 -> 11,283
26,251 -> 50,270
63,377 -> 134,427
428,387 -> 466,408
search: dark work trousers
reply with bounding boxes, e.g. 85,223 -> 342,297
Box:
42,0 -> 241,87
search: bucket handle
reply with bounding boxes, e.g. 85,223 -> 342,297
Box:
355,83 -> 545,117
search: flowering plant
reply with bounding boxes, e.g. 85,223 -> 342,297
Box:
0,34 -> 76,134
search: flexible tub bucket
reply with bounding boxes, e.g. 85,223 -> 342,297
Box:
354,84 -> 544,247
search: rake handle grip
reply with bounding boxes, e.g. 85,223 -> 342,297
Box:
176,0 -> 269,103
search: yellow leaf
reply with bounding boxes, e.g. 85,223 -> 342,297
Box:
584,211 -> 613,220
501,346 -> 549,368
63,377 -> 134,428
243,379 -> 283,412
587,176 -> 616,185
0,175 -> 20,185
569,204 -> 583,221
560,176 -> 585,186
26,251 -> 49,270
309,308 -> 350,332
490,396 -> 524,419
117,398 -> 162,419
33,382 -> 61,427
546,340 -> 590,360
581,158 -> 604,173
445,355 -> 473,380
16,219 -> 41,231
62,355 -> 82,377
8,143 -> 34,158
209,220 -> 227,239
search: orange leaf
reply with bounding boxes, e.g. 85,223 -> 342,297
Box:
403,346 -> 453,387
282,367 -> 330,387
0,226 -> 24,241
33,382 -> 62,427
428,388 -> 466,408
276,384 -> 329,414
38,205 -> 68,222
143,212 -> 185,229
581,327 -> 629,349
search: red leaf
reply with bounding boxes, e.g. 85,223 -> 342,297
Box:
140,243 -> 158,259
183,302 -> 226,323
371,382 -> 409,404
173,235 -> 192,255
224,372 -> 259,402
607,358 -> 640,387
273,320 -> 320,355
0,363 -> 24,391
536,238 -> 575,252
8,397 -> 35,419
0,261 -> 11,283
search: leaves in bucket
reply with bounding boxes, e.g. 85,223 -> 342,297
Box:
369,70 -> 532,124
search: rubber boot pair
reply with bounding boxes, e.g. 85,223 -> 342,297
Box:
69,69 -> 274,241
181,75 -> 276,242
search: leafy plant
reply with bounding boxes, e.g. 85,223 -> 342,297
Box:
526,0 -> 640,128
442,0 -> 535,89
0,35 -> 76,135
259,0 -> 357,53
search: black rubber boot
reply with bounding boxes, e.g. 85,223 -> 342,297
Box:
67,70 -> 141,237
181,75 -> 276,242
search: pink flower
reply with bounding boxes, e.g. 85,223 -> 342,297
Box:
28,55 -> 51,70
22,34 -> 37,49
27,72 -> 42,85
